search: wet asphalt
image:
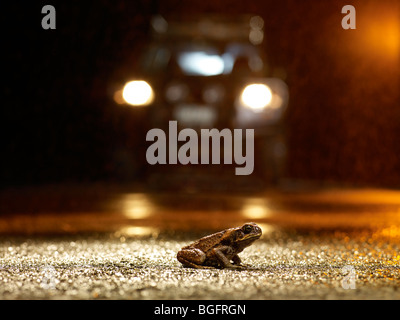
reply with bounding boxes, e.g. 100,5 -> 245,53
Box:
1,185 -> 400,300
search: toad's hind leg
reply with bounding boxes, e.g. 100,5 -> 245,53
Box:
177,248 -> 211,269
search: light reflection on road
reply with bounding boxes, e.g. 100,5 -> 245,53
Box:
1,186 -> 400,238
120,193 -> 155,220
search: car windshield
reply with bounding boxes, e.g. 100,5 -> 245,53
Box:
177,50 -> 232,76
142,42 -> 264,77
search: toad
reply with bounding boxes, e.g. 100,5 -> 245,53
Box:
177,222 -> 262,269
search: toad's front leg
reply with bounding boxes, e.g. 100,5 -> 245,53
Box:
212,246 -> 244,269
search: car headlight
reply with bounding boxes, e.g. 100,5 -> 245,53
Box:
240,83 -> 273,111
234,78 -> 288,128
122,80 -> 154,106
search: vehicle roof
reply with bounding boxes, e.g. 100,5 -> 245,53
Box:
150,14 -> 264,43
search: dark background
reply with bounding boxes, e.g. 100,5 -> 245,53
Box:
1,0 -> 399,188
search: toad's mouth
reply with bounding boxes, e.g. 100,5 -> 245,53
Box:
238,233 -> 262,242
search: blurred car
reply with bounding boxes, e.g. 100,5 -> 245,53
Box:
113,14 -> 289,189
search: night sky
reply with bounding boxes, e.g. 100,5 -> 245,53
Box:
1,0 -> 399,188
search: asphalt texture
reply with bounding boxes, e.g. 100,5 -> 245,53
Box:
1,185 -> 400,300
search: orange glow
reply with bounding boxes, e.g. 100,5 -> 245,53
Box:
364,18 -> 400,59
356,4 -> 400,61
331,3 -> 400,65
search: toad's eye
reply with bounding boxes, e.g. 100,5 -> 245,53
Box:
243,225 -> 253,234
